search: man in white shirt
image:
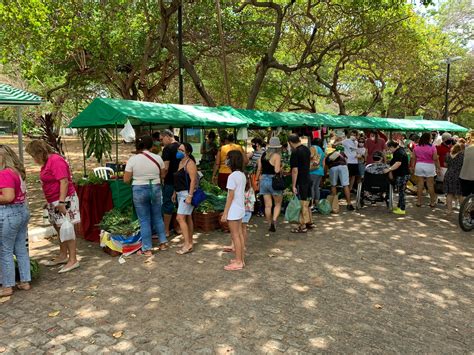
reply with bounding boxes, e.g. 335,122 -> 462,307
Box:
342,130 -> 361,191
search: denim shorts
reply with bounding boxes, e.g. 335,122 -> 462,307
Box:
177,190 -> 194,216
329,165 -> 350,187
259,174 -> 283,196
242,211 -> 252,224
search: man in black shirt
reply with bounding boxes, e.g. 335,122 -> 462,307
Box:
160,129 -> 180,237
289,134 -> 313,233
386,141 -> 410,215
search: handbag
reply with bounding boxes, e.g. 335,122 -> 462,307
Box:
272,173 -> 286,191
184,163 -> 207,208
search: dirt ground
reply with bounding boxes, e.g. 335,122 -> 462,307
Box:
0,136 -> 473,354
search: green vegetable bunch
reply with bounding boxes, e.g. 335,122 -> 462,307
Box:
196,200 -> 216,213
200,178 -> 223,196
75,173 -> 106,186
99,208 -> 140,236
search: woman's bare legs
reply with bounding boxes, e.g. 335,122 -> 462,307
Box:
416,176 -> 424,206
272,195 -> 283,223
426,177 -> 436,206
176,214 -> 192,251
263,194 -> 273,224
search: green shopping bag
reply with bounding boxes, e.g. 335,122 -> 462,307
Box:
285,195 -> 301,223
318,199 -> 331,215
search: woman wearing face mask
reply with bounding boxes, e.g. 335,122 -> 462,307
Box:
124,135 -> 167,256
173,143 -> 198,255
356,138 -> 366,177
365,130 -> 386,165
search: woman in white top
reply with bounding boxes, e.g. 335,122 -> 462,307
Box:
221,150 -> 246,271
124,136 -> 167,256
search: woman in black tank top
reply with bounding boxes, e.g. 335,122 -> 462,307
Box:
256,137 -> 284,233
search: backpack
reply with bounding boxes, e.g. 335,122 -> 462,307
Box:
310,146 -> 321,171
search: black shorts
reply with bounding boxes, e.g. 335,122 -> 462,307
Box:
297,182 -> 311,201
348,163 -> 360,177
460,179 -> 474,197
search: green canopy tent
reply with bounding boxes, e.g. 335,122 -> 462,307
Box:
0,83 -> 44,162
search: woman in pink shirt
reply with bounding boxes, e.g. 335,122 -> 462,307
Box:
0,145 -> 30,297
26,140 -> 81,273
411,132 -> 441,208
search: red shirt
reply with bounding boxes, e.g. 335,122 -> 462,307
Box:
40,154 -> 76,203
0,168 -> 26,204
365,137 -> 386,164
436,144 -> 451,168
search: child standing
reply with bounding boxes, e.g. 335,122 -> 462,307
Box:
221,151 -> 247,271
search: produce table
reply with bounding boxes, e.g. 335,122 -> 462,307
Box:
74,182 -> 114,242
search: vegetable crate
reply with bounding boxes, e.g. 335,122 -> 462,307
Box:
193,211 -> 221,232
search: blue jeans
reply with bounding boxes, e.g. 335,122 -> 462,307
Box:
0,203 -> 30,287
132,184 -> 167,251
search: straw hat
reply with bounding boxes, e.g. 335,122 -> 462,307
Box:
267,137 -> 282,148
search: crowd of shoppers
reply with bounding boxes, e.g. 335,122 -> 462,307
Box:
1,128 -> 473,295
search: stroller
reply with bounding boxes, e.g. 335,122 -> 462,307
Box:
355,171 -> 393,210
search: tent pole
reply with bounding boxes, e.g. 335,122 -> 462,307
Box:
115,123 -> 119,168
16,107 -> 24,163
81,131 -> 87,178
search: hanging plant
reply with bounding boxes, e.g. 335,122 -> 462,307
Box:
80,128 -> 112,164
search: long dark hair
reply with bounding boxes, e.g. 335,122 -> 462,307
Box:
182,142 -> 196,162
418,132 -> 431,146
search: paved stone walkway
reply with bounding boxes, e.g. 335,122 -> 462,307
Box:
1,198 -> 473,354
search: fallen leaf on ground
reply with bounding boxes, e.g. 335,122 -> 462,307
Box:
0,297 -> 10,304
374,304 -> 383,309
268,254 -> 275,258
0,346 -> 6,353
48,311 -> 60,317
130,314 -> 137,318
144,258 -> 153,264
150,298 -> 160,302
265,234 -> 270,237
197,260 -> 204,264
112,331 -> 123,338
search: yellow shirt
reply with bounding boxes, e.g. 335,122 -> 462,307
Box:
219,143 -> 244,174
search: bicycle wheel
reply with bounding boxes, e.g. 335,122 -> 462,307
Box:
458,194 -> 474,232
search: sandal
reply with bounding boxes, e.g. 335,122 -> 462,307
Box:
159,243 -> 169,251
0,287 -> 13,297
16,282 -> 31,291
223,246 -> 235,253
291,227 -> 307,234
224,263 -> 244,271
176,247 -> 193,255
306,223 -> 316,230
137,250 -> 153,257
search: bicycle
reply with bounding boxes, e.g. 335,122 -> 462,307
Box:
459,194 -> 474,232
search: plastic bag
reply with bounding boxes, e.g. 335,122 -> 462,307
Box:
285,196 -> 302,223
59,215 -> 76,242
327,194 -> 340,214
318,199 -> 331,215
120,120 -> 136,143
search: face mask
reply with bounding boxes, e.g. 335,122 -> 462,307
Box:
176,151 -> 185,160
252,144 -> 257,151
358,143 -> 364,147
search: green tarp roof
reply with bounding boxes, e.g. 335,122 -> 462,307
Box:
69,97 -> 469,132
70,98 -> 247,128
0,83 -> 43,106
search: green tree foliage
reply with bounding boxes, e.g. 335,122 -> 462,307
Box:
0,0 -> 471,128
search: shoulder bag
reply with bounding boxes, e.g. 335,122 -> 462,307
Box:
184,161 -> 207,208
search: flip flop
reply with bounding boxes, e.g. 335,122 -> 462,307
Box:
223,246 -> 235,253
176,248 -> 193,255
224,263 -> 244,271
159,243 -> 169,251
0,288 -> 13,297
306,223 -> 316,230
